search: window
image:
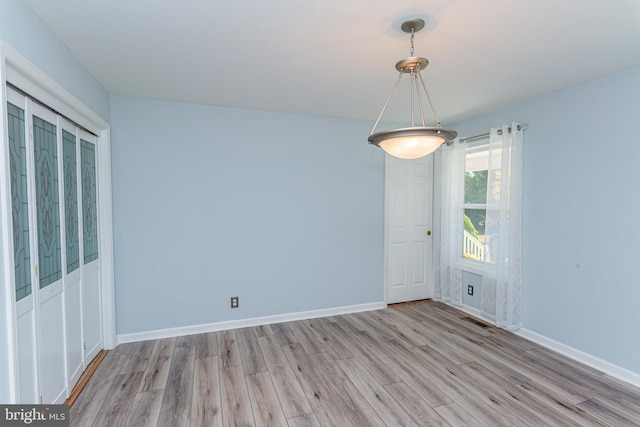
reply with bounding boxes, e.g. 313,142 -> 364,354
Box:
437,122 -> 523,327
462,145 -> 491,261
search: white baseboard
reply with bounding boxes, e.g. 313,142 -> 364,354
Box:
117,301 -> 386,345
448,302 -> 483,319
442,301 -> 640,389
515,328 -> 640,389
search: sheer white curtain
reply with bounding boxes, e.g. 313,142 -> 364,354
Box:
435,122 -> 523,330
481,123 -> 523,330
434,139 -> 465,304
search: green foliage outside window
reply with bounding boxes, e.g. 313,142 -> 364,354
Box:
464,170 -> 488,235
464,170 -> 488,203
464,214 -> 479,239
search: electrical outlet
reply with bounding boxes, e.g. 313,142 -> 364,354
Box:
467,285 -> 474,296
231,296 -> 239,308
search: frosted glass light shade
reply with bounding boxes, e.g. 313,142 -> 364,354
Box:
369,127 -> 457,160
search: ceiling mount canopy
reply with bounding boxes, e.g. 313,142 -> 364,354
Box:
369,18 -> 457,160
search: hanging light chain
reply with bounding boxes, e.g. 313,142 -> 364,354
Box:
410,27 -> 415,56
410,68 -> 415,126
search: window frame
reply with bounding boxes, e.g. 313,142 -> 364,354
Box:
459,141 -> 490,271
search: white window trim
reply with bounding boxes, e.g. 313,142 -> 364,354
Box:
459,141 -> 490,270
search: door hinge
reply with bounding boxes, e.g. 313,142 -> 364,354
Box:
34,265 -> 38,277
39,396 -> 42,405
84,342 -> 87,351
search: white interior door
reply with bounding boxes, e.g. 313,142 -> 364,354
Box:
80,134 -> 102,362
7,89 -> 39,403
4,59 -> 110,402
61,119 -> 84,388
385,155 -> 434,304
6,91 -> 104,404
31,103 -> 67,404
6,86 -> 107,403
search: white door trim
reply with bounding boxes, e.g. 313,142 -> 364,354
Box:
383,155 -> 391,305
97,127 -> 116,350
0,43 -> 20,402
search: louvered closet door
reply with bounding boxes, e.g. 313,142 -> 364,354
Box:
32,103 -> 67,404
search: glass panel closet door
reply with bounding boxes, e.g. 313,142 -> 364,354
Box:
5,87 -> 105,403
7,92 -> 38,404
32,105 -> 67,404
81,138 -> 98,263
63,129 -> 80,275
33,115 -> 62,289
80,136 -> 101,360
62,125 -> 84,387
8,102 -> 32,301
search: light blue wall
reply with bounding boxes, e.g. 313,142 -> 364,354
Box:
0,0 -> 110,121
0,0 -> 110,402
110,96 -> 384,335
452,65 -> 640,375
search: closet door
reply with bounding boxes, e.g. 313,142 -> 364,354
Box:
7,90 -> 38,403
32,104 -> 67,404
80,134 -> 101,361
61,121 -> 83,388
6,84 -> 105,403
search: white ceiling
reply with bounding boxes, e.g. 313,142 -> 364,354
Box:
23,0 -> 640,125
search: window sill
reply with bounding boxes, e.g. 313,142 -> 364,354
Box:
457,258 -> 483,275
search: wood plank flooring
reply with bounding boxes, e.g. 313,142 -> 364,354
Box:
70,301 -> 640,426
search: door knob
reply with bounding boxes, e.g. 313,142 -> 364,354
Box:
426,230 -> 431,236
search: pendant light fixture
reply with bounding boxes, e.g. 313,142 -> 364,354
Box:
369,19 -> 457,159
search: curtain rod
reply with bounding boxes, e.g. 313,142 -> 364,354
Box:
457,123 -> 528,144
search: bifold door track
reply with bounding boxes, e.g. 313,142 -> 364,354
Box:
6,81 -> 98,137
65,350 -> 108,407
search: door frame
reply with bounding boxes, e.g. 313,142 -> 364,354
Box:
0,41 -> 116,403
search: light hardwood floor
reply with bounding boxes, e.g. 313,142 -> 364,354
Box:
70,301 -> 640,426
